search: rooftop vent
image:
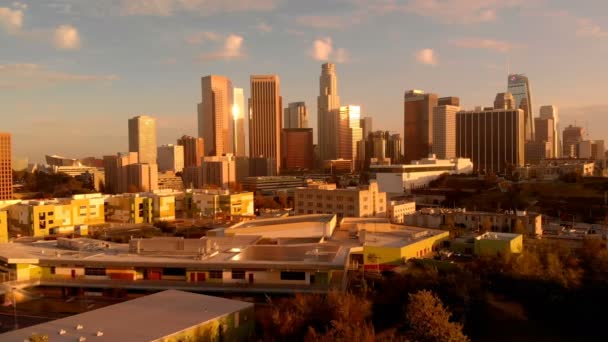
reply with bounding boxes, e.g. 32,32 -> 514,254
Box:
76,324 -> 84,330
59,329 -> 67,335
95,331 -> 104,337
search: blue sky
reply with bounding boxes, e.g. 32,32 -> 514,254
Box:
1,0 -> 607,162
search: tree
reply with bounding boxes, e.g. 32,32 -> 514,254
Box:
405,290 -> 469,342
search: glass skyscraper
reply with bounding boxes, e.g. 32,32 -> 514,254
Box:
508,74 -> 534,141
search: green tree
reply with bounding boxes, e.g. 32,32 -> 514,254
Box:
405,290 -> 469,342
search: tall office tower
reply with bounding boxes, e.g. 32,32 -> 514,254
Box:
456,105 -> 525,174
103,152 -> 138,194
432,104 -> 460,159
249,75 -> 282,173
318,63 -> 341,161
362,131 -> 388,166
0,133 -> 12,200
563,125 -> 584,158
128,115 -> 157,164
202,155 -> 236,189
360,116 -> 373,139
281,128 -> 314,170
508,74 -> 534,141
177,135 -> 204,168
493,92 -> 515,110
534,117 -> 554,158
233,87 -> 246,156
387,133 -> 403,163
438,96 -> 460,106
198,75 -> 233,156
404,90 -> 438,163
578,140 -> 605,160
540,105 -> 559,158
126,163 -> 158,192
338,105 -> 363,168
284,102 -> 308,129
157,144 -> 184,173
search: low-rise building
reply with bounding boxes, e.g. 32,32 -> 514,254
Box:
516,158 -> 595,180
323,159 -> 353,174
371,155 -> 473,195
294,181 -> 386,219
104,194 -> 153,224
474,232 -> 523,255
387,200 -> 416,224
186,189 -> 254,219
158,171 -> 185,191
0,290 -> 255,342
0,210 -> 7,243
241,176 -> 307,195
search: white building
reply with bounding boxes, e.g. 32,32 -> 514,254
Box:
371,155 -> 473,194
387,200 -> 416,224
157,144 -> 184,173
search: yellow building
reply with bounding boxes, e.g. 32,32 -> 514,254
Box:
187,189 -> 254,219
150,192 -> 176,221
104,194 -> 153,224
0,210 -> 8,243
474,232 -> 523,256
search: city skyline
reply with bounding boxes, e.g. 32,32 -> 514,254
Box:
2,1 -> 608,161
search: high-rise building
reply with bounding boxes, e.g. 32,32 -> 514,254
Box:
128,115 -> 157,165
438,97 -> 460,106
284,102 -> 308,129
404,90 -> 438,163
578,140 -> 605,160
198,75 -> 233,156
507,74 -> 534,141
338,105 -> 362,169
157,144 -> 184,173
318,63 -> 341,161
493,92 -> 515,110
387,133 -> 403,164
126,163 -> 158,192
563,125 -> 584,158
0,133 -> 12,200
202,155 -> 236,190
177,135 -> 204,168
525,141 -> 552,164
103,152 -> 137,194
281,128 -> 314,170
432,104 -> 460,159
249,75 -> 282,173
249,157 -> 278,177
456,105 -> 525,174
534,117 -> 554,159
233,87 -> 246,156
540,105 -> 559,158
360,117 -> 373,139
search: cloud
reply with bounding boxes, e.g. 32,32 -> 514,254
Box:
255,21 -> 272,33
403,0 -> 528,24
450,38 -> 516,52
53,24 -> 81,49
185,31 -> 220,44
197,34 -> 244,61
577,18 -> 608,38
296,15 -> 351,30
311,37 -> 350,63
415,48 -> 438,65
0,6 -> 23,32
0,63 -> 118,89
120,0 -> 278,16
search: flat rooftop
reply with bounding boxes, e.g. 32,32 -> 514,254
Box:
233,214 -> 334,228
360,224 -> 448,248
0,290 -> 252,341
476,232 -> 521,241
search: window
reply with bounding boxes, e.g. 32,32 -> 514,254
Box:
50,266 -> 56,275
48,211 -> 54,216
231,270 -> 245,279
209,270 -> 223,279
280,271 -> 306,281
85,268 -> 106,276
163,268 -> 186,276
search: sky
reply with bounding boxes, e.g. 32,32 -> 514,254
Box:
1,0 -> 607,162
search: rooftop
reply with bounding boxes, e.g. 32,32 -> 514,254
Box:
359,224 -> 449,248
0,290 -> 252,341
476,232 -> 522,241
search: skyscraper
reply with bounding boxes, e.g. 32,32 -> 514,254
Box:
534,117 -> 554,159
233,87 -> 246,156
128,115 -> 157,165
404,90 -> 438,163
508,74 -> 534,141
177,135 -> 204,168
339,105 -> 363,168
284,102 -> 308,129
157,144 -> 184,173
563,125 -> 584,158
318,63 -> 341,161
432,104 -> 460,159
0,133 -> 12,200
103,152 -> 138,194
360,117 -> 373,139
540,105 -> 559,158
249,75 -> 282,173
456,103 -> 525,174
281,128 -> 314,170
387,133 -> 403,164
493,92 -> 515,110
198,75 -> 233,156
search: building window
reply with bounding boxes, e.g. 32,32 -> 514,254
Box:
209,270 -> 223,279
280,271 -> 306,281
84,268 -> 106,276
50,266 -> 56,275
163,268 -> 186,276
231,270 -> 245,279
307,210 -> 313,214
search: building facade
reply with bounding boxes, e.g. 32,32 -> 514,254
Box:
563,125 -> 584,158
281,128 -> 314,170
177,135 -> 204,168
456,107 -> 525,174
128,115 -> 157,165
284,101 -> 308,129
318,63 -> 341,162
540,105 -> 559,158
0,133 -> 12,200
249,75 -> 282,173
432,105 -> 459,159
404,90 -> 438,163
202,155 -> 236,190
157,144 -> 184,173
387,200 -> 416,224
508,74 -> 534,141
198,75 -> 233,156
233,87 -> 246,156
